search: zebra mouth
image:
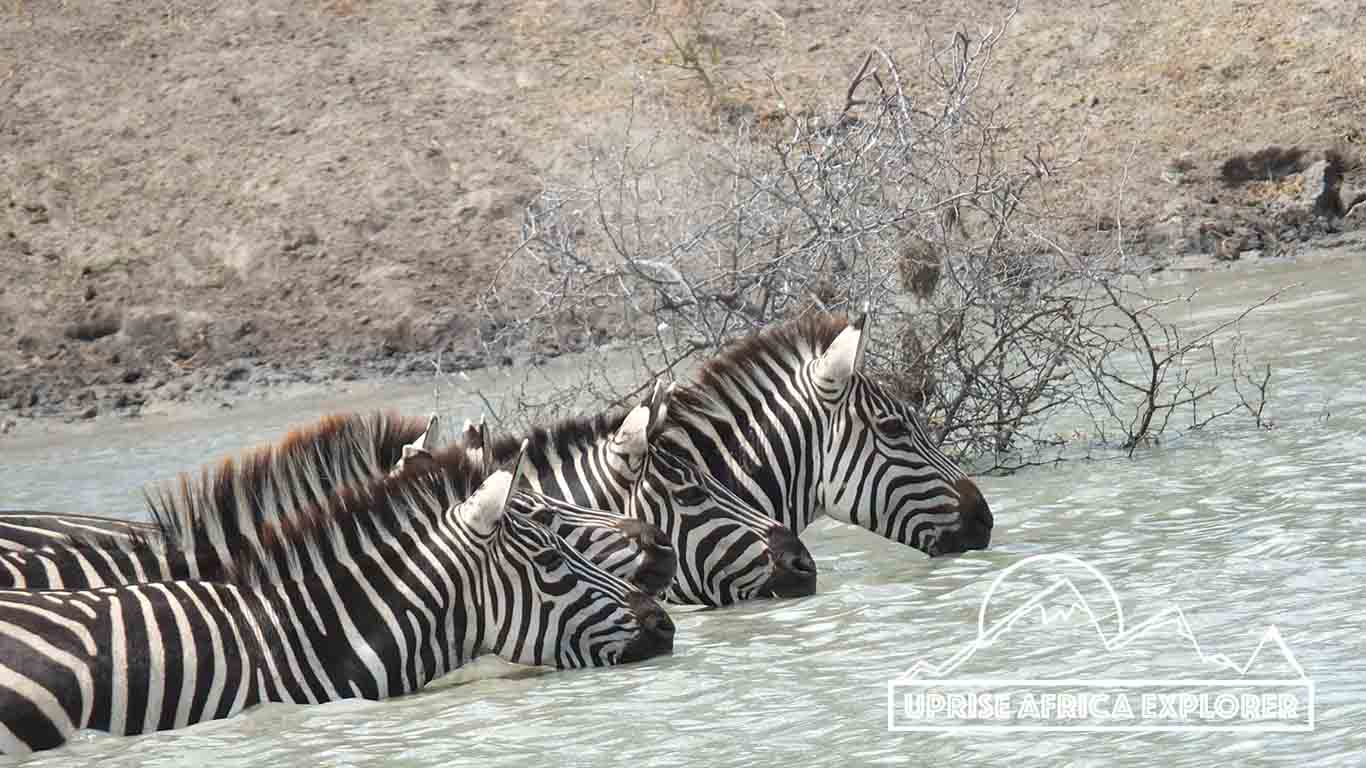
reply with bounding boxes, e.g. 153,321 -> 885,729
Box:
927,523 -> 993,556
759,551 -> 819,598
758,527 -> 818,598
921,479 -> 994,556
619,593 -> 676,663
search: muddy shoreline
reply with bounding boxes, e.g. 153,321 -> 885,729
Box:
5,231 -> 1363,442
4,1 -> 1362,440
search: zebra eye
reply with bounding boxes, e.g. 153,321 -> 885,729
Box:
877,416 -> 908,435
674,485 -> 708,506
533,550 -> 566,570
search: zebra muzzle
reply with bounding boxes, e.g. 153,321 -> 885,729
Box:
760,527 -> 818,598
616,518 -> 679,597
620,592 -> 676,663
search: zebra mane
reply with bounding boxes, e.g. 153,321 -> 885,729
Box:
671,312 -> 849,417
136,411 -> 483,585
662,313 -> 850,479
482,408 -> 632,465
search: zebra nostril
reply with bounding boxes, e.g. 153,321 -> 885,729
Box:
619,518 -> 669,550
795,552 -> 817,575
931,476 -> 993,555
767,527 -> 803,558
765,527 -> 818,597
650,607 -> 675,636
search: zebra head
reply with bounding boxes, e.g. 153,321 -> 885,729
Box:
511,491 -> 679,598
631,445 -> 818,607
461,416 -> 678,596
811,313 -> 993,556
461,443 -> 675,667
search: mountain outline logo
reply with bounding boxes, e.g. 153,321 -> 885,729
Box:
886,553 -> 1314,733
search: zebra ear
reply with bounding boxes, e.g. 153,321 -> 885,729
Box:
813,313 -> 869,386
457,440 -> 526,535
506,439 -> 529,497
476,418 -> 494,476
613,400 -> 652,462
645,379 -> 674,441
394,413 -> 440,473
853,308 -> 871,367
398,444 -> 434,474
459,469 -> 512,536
462,416 -> 486,450
415,413 -> 441,451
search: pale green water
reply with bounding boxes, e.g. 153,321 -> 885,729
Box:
3,255 -> 1365,766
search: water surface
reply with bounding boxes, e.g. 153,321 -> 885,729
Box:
4,255 -> 1365,766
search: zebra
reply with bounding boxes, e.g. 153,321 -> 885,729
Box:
463,383 -> 817,606
0,412 -> 676,596
630,443 -> 816,605
482,314 -> 991,556
0,409 -> 677,595
653,312 -> 993,555
515,496 -> 677,599
0,439 -> 673,755
0,501 -> 678,601
0,410 -> 436,572
409,412 -> 679,595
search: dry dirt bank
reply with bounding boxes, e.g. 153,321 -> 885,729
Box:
2,0 -> 1362,434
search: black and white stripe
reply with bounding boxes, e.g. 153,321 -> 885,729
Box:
0,413 -> 676,595
473,385 -> 818,605
657,312 -> 993,556
512,493 -> 678,598
630,445 -> 815,606
0,440 -> 672,755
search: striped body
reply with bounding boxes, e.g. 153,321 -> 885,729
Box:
0,414 -> 676,594
476,385 -> 817,605
0,432 -> 673,754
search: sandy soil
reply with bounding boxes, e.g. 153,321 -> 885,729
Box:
2,0 -> 1363,432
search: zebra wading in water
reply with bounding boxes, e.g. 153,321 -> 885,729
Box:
0,442 -> 673,755
0,410 -> 433,564
0,412 -> 676,595
653,312 -> 993,555
629,443 -> 816,605
512,495 -> 677,599
463,383 -> 817,605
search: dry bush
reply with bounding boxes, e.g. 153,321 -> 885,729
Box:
1220,146 -> 1309,186
472,7 -> 1280,473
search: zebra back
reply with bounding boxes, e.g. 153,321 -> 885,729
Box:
0,410 -> 674,595
0,411 -> 430,589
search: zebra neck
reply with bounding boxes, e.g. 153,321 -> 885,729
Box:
521,438 -> 634,513
662,404 -> 824,535
241,516 -> 484,700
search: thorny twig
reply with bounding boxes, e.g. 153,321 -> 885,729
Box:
471,8 -> 1280,472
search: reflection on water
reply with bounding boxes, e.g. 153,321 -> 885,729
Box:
6,256 -> 1366,766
